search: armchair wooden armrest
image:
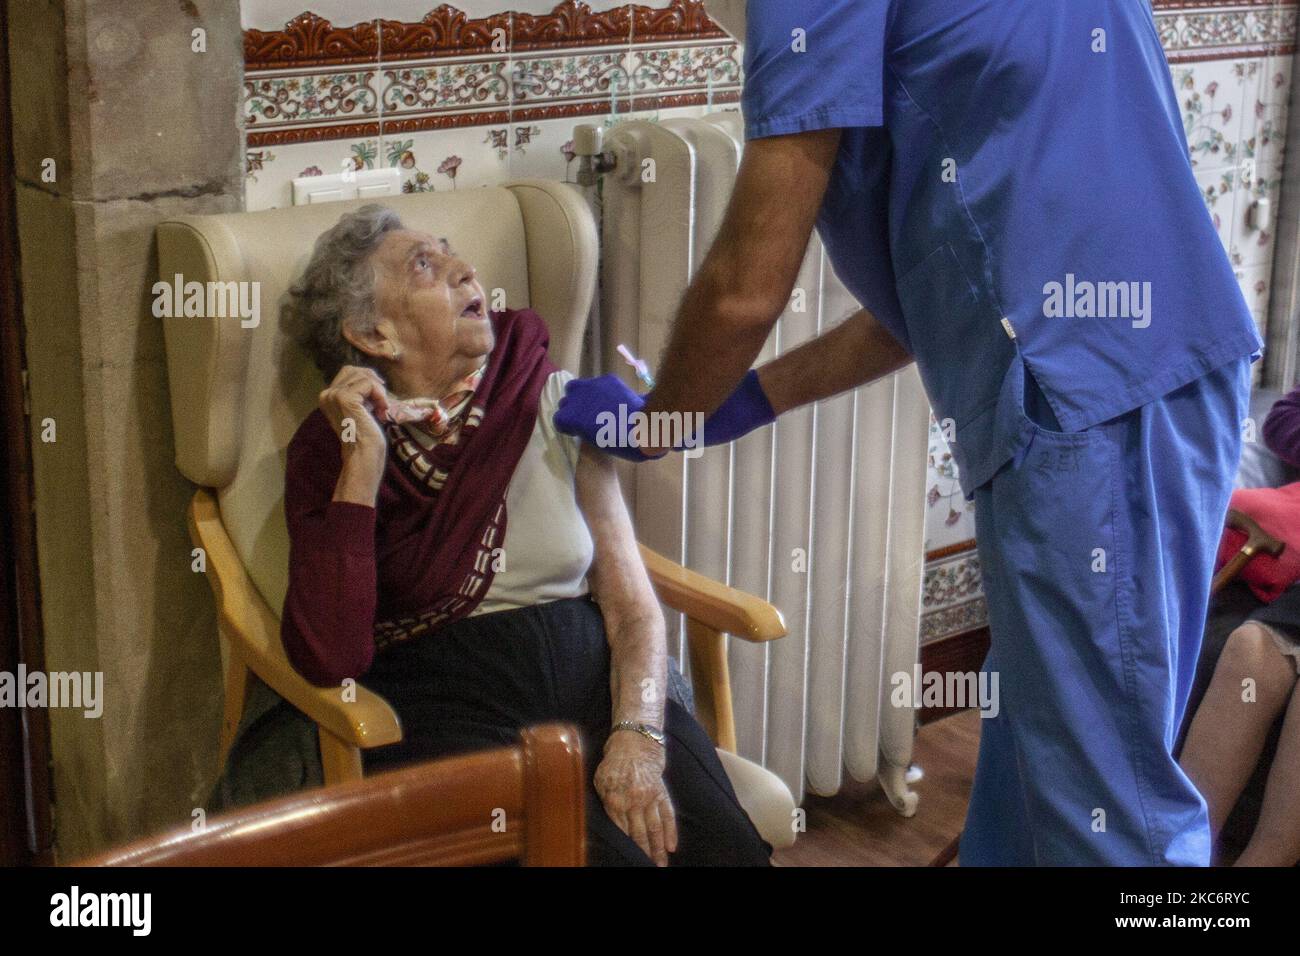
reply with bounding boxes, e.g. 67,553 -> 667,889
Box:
188,489 -> 401,782
637,544 -> 787,752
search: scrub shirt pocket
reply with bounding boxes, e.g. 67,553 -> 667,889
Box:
989,351 -> 1118,605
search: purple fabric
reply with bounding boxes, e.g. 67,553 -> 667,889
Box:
1262,384 -> 1300,469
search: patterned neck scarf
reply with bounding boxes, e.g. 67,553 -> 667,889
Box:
385,362 -> 487,493
398,362 -> 486,439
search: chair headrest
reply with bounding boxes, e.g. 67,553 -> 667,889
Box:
157,181 -> 597,612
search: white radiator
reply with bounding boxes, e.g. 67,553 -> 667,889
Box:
595,113 -> 930,810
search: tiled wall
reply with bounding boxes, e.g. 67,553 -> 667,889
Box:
242,0 -> 739,206
240,0 -> 1299,645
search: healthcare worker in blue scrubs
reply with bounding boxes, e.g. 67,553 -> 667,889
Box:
555,0 -> 1263,865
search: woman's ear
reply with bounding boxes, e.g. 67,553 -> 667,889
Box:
342,317 -> 401,361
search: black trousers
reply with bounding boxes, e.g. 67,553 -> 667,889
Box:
361,596 -> 772,866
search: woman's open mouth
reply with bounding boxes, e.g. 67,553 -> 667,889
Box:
461,296 -> 485,318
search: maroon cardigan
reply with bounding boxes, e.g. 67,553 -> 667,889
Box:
280,309 -> 555,686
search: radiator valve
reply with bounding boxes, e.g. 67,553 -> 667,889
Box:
573,124 -> 617,186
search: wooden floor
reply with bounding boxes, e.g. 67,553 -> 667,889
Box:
772,708 -> 980,866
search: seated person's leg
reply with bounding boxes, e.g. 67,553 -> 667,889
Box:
1235,678 -> 1300,866
359,613 -> 546,772
1180,622 -> 1297,839
658,697 -> 773,866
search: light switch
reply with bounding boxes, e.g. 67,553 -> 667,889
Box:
292,167 -> 402,205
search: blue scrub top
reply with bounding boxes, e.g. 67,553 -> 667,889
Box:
742,0 -> 1263,495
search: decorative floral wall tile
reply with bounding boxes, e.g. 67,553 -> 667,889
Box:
1195,161 -> 1243,248
1175,58 -> 1253,168
625,42 -> 741,110
381,60 -> 512,121
245,68 -> 382,134
925,414 -> 976,554
511,48 -> 633,113
243,136 -> 383,209
380,124 -> 510,191
501,116 -> 582,181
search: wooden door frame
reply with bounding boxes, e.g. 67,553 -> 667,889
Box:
0,0 -> 55,867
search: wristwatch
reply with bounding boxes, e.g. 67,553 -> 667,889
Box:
611,720 -> 666,747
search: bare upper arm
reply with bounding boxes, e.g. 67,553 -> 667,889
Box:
573,444 -> 661,633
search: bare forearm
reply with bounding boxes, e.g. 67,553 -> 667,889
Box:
608,617 -> 668,727
643,130 -> 843,425
576,446 -> 668,726
756,308 -> 913,415
643,273 -> 775,424
332,442 -> 385,505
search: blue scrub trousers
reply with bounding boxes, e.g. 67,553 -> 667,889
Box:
959,352 -> 1251,866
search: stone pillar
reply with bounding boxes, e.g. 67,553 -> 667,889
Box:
7,0 -> 243,858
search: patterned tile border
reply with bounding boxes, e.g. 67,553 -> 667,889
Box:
1154,0 -> 1294,9
244,1 -> 1297,146
921,542 -> 988,644
246,41 -> 743,146
244,1 -> 1298,72
378,10 -> 517,61
245,14 -> 380,69
244,1 -> 725,70
1155,1 -> 1298,62
244,1 -> 737,146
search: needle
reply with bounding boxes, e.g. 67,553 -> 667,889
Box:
617,343 -> 656,389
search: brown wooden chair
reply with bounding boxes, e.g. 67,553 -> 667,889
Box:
77,724 -> 585,867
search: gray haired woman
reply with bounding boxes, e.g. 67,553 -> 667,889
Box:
279,204 -> 772,866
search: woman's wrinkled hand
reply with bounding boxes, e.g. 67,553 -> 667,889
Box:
594,730 -> 678,866
319,365 -> 390,497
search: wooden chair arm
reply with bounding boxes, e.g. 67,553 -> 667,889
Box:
188,489 -> 401,751
637,543 -> 786,752
637,543 -> 786,642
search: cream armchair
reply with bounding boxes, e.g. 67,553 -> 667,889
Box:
157,181 -> 796,851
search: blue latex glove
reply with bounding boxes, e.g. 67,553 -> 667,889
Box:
553,373 -> 659,461
554,370 -> 777,459
701,370 -> 776,446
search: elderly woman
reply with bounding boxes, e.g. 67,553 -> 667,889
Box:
281,204 -> 771,867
